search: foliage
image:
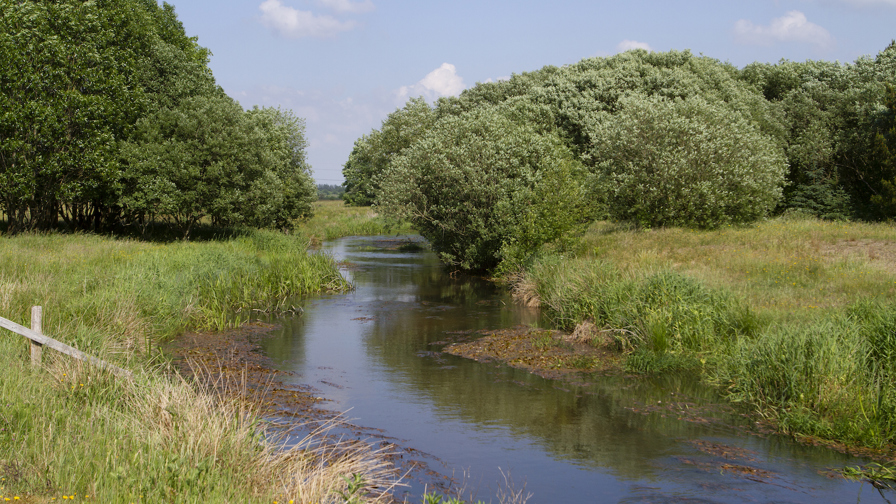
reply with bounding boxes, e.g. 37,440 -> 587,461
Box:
538,50 -> 786,159
0,0 -> 150,232
379,99 -> 594,271
867,84 -> 896,217
589,95 -> 787,228
0,0 -> 315,236
741,42 -> 896,219
317,184 -> 346,200
342,97 -> 435,206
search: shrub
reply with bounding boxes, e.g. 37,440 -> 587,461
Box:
378,99 -> 595,271
589,94 -> 787,228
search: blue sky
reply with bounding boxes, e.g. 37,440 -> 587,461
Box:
170,0 -> 896,184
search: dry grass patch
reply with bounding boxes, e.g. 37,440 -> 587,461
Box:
579,216 -> 896,318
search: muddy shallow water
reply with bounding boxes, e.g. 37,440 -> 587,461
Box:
254,235 -> 891,503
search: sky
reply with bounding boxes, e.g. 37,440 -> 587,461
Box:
170,0 -> 896,184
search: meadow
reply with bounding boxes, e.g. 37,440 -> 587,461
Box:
0,201 -> 405,503
515,214 -> 896,452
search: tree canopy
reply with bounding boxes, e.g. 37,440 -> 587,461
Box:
345,43 -> 896,272
0,0 -> 315,236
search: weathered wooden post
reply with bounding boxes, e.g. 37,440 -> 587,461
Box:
30,305 -> 42,367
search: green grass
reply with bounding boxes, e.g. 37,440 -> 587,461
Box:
512,215 -> 896,452
0,205 -> 405,503
298,200 -> 413,244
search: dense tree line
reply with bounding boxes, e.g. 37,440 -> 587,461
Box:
345,44 -> 896,272
0,0 -> 315,237
316,184 -> 345,200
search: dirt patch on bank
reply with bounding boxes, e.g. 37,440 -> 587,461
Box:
164,322 -> 330,419
164,323 -> 463,498
442,324 -> 625,381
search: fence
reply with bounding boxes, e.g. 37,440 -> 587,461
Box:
0,306 -> 133,379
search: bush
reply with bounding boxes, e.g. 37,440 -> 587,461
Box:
378,99 -> 595,271
589,94 -> 787,228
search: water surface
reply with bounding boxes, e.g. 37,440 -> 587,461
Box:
259,235 -> 890,504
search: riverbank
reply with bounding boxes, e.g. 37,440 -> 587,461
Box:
501,214 -> 896,461
0,202 -> 407,503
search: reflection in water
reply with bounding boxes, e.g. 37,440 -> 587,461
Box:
258,236 -> 890,504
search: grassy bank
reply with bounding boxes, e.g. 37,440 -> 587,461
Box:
513,215 -> 896,452
0,203 -> 405,503
299,200 -> 412,244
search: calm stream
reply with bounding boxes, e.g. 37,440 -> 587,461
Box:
258,235 -> 890,504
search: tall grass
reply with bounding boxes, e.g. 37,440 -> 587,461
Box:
0,209 -> 405,502
0,230 -> 349,356
0,341 -> 398,503
514,215 -> 896,449
716,302 -> 896,448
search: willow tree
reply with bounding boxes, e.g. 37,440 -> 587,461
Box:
342,97 -> 434,206
379,99 -> 595,271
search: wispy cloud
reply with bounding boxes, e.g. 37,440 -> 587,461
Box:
397,63 -> 466,102
616,40 -> 652,52
259,0 -> 357,38
316,0 -> 375,14
734,11 -> 833,48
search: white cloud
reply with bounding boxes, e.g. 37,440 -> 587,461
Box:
396,63 -> 466,102
259,0 -> 356,38
616,40 -> 652,52
316,0 -> 375,14
734,11 -> 833,48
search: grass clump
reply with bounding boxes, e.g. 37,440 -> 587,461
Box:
526,257 -> 759,372
0,342 -> 397,503
511,214 -> 896,450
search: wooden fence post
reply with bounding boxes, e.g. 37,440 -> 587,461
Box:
31,306 -> 42,367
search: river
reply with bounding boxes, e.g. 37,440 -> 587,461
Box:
257,235 -> 891,504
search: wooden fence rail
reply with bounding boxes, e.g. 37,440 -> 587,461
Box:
0,306 -> 133,379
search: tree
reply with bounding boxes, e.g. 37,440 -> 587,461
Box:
868,85 -> 896,217
242,106 -> 316,230
121,98 -> 316,237
342,97 -> 434,206
0,0 -> 315,236
741,42 -> 896,219
120,93 -> 252,237
379,99 -> 594,271
589,95 -> 787,228
0,0 -> 152,232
